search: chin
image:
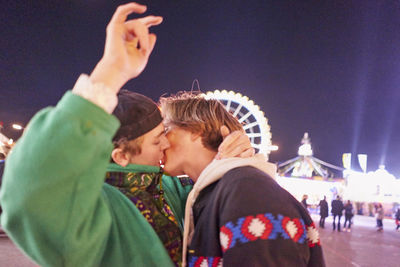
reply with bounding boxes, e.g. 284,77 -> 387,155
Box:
163,164 -> 181,176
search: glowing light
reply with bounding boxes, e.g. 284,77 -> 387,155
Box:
269,145 -> 279,151
298,133 -> 313,156
8,139 -> 14,145
12,124 -> 23,130
298,144 -> 312,156
342,153 -> 351,170
276,176 -> 345,205
357,154 -> 367,173
344,166 -> 400,203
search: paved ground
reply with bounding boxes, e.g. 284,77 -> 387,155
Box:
0,232 -> 37,267
314,214 -> 400,267
0,215 -> 399,266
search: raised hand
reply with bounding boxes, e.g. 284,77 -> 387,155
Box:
216,126 -> 255,159
90,2 -> 163,92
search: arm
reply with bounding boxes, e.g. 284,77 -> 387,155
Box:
0,3 -> 162,265
1,94 -> 119,265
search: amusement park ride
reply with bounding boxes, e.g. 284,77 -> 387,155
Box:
277,132 -> 344,179
204,89 -> 276,158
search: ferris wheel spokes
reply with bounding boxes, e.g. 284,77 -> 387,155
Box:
204,90 -> 272,158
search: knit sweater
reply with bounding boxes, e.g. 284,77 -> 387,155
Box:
182,155 -> 325,266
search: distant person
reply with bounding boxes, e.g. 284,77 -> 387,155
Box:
343,200 -> 354,232
331,195 -> 344,232
318,196 -> 329,228
376,203 -> 384,232
301,194 -> 309,211
395,208 -> 400,231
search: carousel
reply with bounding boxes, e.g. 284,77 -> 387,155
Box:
276,133 -> 345,207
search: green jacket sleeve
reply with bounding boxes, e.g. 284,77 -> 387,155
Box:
0,92 -> 120,266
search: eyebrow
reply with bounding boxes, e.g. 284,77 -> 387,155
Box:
156,129 -> 165,138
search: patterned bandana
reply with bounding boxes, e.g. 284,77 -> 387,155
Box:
106,169 -> 182,266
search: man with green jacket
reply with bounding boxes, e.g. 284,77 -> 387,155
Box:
0,3 -> 253,266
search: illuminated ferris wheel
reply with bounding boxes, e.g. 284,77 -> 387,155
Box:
203,90 -> 273,158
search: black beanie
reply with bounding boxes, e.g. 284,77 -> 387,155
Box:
112,90 -> 163,142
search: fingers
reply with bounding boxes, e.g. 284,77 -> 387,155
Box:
216,147 -> 255,160
136,15 -> 163,27
110,2 -> 147,25
124,20 -> 149,52
218,130 -> 244,153
240,147 -> 256,158
148,33 -> 157,55
217,130 -> 254,159
218,143 -> 253,159
125,16 -> 162,53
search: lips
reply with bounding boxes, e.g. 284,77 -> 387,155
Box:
160,153 -> 166,167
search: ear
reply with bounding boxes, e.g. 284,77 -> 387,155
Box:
111,148 -> 130,167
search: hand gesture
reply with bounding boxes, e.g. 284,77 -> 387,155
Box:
90,2 -> 163,92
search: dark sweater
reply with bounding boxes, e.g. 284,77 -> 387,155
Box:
331,199 -> 344,216
188,166 -> 325,267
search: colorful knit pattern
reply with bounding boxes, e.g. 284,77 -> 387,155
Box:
106,171 -> 182,266
188,256 -> 222,267
178,176 -> 194,187
219,213 -> 320,252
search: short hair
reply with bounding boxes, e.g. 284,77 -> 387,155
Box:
159,92 -> 243,151
113,135 -> 145,156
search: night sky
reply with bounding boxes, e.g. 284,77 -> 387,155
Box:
1,1 -> 400,176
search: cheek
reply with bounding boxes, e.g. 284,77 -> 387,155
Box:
143,147 -> 162,165
167,141 -> 180,155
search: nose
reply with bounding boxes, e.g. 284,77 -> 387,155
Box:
160,134 -> 170,150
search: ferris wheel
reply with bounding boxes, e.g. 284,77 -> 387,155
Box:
203,90 -> 273,159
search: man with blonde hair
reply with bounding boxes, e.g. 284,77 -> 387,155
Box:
160,92 -> 325,267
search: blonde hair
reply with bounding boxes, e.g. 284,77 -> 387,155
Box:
159,92 -> 243,151
113,135 -> 145,156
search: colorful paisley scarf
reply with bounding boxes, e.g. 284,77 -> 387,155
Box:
106,169 -> 182,266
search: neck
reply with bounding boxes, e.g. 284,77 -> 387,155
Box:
185,150 -> 217,183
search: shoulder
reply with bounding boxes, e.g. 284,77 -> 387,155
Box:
214,166 -> 304,218
217,166 -> 279,198
219,166 -> 275,186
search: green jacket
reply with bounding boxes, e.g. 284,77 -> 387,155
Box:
0,92 -> 190,266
